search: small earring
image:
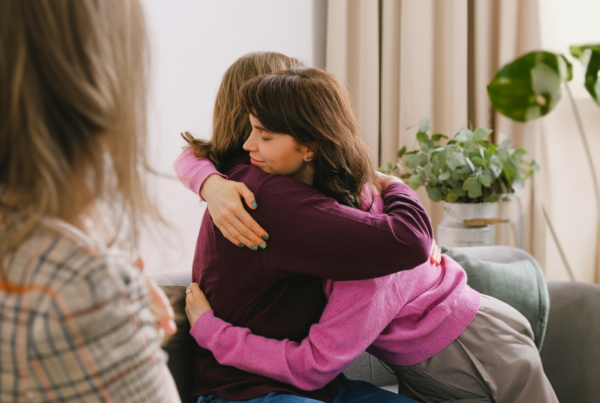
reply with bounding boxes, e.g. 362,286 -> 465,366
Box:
304,158 -> 309,162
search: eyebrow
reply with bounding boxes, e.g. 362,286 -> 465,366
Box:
255,125 -> 271,133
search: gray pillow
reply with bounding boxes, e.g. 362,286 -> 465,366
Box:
442,247 -> 550,351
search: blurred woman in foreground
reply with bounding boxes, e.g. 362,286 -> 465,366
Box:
0,1 -> 179,401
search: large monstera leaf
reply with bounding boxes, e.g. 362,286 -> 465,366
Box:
570,44 -> 600,106
487,51 -> 573,122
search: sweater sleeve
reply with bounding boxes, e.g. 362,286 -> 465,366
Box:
254,179 -> 433,281
173,148 -> 226,199
190,276 -> 402,391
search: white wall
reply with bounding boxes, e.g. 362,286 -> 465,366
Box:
538,0 -> 600,282
140,0 -> 327,275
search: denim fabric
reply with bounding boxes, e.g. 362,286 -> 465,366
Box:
197,392 -> 321,403
197,374 -> 416,403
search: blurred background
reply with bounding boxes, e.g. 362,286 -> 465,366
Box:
140,0 -> 600,286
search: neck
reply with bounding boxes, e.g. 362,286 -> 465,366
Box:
291,162 -> 315,186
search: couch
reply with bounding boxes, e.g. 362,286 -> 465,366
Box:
152,246 -> 600,403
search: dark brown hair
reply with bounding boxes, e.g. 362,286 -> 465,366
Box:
182,52 -> 303,171
239,67 -> 379,210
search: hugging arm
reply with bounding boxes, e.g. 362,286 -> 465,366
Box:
173,148 -> 268,248
188,277 -> 401,391
255,178 -> 433,280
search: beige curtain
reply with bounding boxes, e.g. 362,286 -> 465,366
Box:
325,0 -> 576,280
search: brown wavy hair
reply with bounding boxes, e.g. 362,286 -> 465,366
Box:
239,67 -> 379,210
182,52 -> 303,171
0,0 -> 156,272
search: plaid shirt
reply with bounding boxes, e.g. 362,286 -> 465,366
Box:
0,218 -> 180,402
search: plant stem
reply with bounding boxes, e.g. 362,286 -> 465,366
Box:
542,205 -> 576,282
565,84 -> 600,283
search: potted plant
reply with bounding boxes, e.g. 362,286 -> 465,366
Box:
379,117 -> 538,247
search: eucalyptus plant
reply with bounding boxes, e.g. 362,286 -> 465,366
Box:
379,118 -> 538,204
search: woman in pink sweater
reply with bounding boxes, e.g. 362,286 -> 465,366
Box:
179,67 -> 557,403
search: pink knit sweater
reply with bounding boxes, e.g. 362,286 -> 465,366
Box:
174,149 -> 481,391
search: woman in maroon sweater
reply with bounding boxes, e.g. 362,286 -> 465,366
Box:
181,54 -> 431,403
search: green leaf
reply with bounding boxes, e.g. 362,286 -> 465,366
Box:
446,140 -> 457,145
473,127 -> 493,141
438,172 -> 451,181
416,131 -> 429,143
397,146 -> 407,158
426,140 -> 435,149
463,176 -> 479,191
512,148 -> 527,160
446,150 -> 466,170
387,162 -> 393,170
456,128 -> 473,143
466,157 -> 475,172
432,133 -> 448,141
424,164 -> 434,180
419,152 -> 429,167
487,51 -> 571,122
468,186 -> 483,199
481,168 -> 493,187
419,117 -> 432,133
427,186 -> 442,202
406,154 -> 420,169
489,155 -> 503,177
446,189 -> 458,203
400,173 -> 412,179
463,139 -> 478,152
408,174 -> 422,190
471,156 -> 485,167
570,44 -> 600,106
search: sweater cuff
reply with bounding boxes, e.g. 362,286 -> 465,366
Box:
189,309 -> 229,348
193,169 -> 227,201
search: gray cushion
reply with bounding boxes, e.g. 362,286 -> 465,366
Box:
443,246 -> 550,351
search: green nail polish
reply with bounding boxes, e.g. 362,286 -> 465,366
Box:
259,242 -> 266,249
238,243 -> 244,248
251,245 -> 258,251
251,201 -> 258,208
261,235 -> 269,241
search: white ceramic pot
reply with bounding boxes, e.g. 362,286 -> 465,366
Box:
437,202 -> 499,247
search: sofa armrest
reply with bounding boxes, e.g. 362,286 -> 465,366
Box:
541,281 -> 600,403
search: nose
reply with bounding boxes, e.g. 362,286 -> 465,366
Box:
243,130 -> 258,152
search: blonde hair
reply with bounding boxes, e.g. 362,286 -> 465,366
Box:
183,52 -> 304,171
0,0 -> 157,271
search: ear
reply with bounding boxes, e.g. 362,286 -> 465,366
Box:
305,143 -> 316,160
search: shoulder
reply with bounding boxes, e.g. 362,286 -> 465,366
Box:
10,219 -> 147,323
227,162 -> 324,201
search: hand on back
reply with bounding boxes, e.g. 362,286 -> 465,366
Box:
375,171 -> 441,266
200,175 -> 269,250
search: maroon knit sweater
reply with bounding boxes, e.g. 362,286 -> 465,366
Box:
191,158 -> 432,402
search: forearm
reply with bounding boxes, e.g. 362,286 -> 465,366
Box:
258,179 -> 433,280
173,148 -> 226,198
190,278 -> 398,390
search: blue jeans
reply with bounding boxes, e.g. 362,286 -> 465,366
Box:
197,374 -> 416,403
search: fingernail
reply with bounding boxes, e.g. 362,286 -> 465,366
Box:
238,243 -> 244,248
251,201 -> 258,208
261,235 -> 269,241
259,242 -> 266,249
251,245 -> 258,251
